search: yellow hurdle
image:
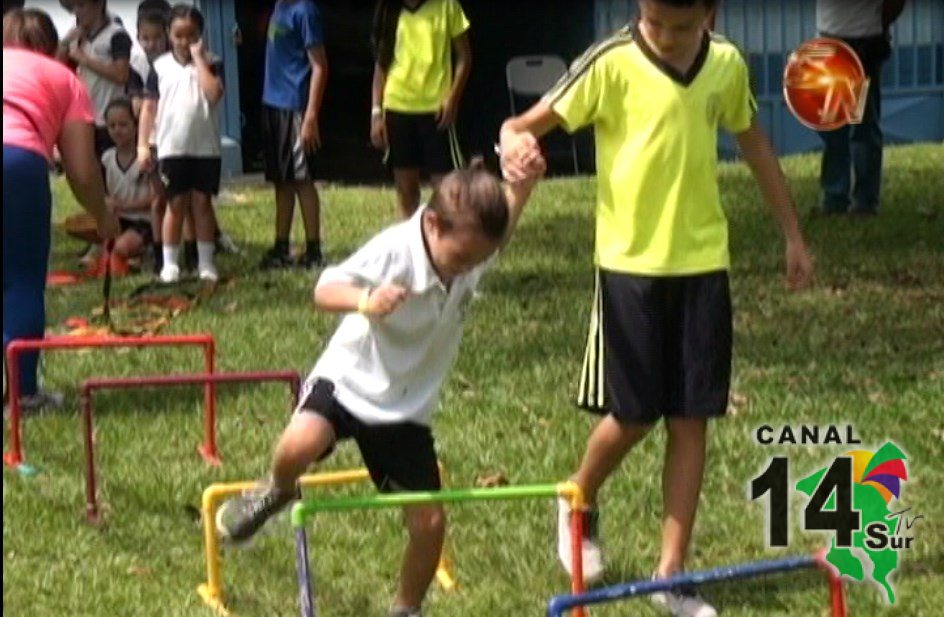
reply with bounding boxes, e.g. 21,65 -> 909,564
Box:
197,468 -> 456,615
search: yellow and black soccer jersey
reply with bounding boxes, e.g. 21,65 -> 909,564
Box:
383,0 -> 470,114
546,25 -> 757,275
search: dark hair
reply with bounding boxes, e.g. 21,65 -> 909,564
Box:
3,0 -> 26,17
137,0 -> 170,17
137,8 -> 167,32
169,3 -> 204,34
428,157 -> 509,242
372,0 -> 401,71
104,97 -> 135,121
3,8 -> 59,56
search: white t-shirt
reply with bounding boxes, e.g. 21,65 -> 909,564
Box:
76,21 -> 133,127
145,52 -> 223,158
102,147 -> 152,222
307,206 -> 496,426
817,0 -> 885,38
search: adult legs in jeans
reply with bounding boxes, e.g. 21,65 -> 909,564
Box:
3,146 -> 52,397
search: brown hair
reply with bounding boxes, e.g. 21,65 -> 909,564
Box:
3,8 -> 59,56
428,157 -> 509,242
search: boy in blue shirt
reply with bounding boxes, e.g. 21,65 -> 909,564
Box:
259,0 -> 329,270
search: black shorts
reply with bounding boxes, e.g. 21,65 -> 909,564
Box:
118,217 -> 153,245
384,110 -> 463,175
158,156 -> 221,200
297,379 -> 441,493
576,269 -> 732,424
261,104 -> 317,183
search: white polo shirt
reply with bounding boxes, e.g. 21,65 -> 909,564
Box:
102,147 -> 151,223
307,206 -> 495,426
145,52 -> 223,159
817,0 -> 884,38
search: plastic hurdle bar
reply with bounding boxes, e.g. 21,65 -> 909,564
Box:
4,334 -> 216,469
198,470 -> 457,616
81,370 -> 301,524
546,551 -> 848,617
291,482 -> 589,617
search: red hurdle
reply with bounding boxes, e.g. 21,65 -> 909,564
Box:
81,370 -> 301,523
4,334 -> 216,468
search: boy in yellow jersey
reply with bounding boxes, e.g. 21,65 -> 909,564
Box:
501,1 -> 814,615
370,0 -> 472,218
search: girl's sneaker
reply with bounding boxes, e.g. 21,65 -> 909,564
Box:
650,577 -> 718,617
216,483 -> 294,545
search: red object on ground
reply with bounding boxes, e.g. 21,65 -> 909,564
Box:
84,251 -> 130,278
3,334 -> 216,468
47,271 -> 83,286
784,38 -> 869,131
81,371 -> 301,524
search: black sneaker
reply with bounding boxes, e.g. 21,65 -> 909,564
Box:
294,251 -> 325,270
216,484 -> 294,544
258,248 -> 294,270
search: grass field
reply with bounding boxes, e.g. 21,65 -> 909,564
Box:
3,143 -> 943,616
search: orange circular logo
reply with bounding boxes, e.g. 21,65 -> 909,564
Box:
783,38 -> 870,131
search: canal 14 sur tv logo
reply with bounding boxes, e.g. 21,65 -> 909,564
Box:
749,424 -> 922,604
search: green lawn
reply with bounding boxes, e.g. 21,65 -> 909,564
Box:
3,144 -> 943,616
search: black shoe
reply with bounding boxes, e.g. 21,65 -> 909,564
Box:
216,484 -> 294,544
258,248 -> 294,270
294,251 -> 325,270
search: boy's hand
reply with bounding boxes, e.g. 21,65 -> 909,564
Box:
300,115 -> 321,153
499,130 -> 542,182
370,115 -> 388,150
785,238 -> 814,291
436,95 -> 459,129
364,284 -> 408,317
137,145 -> 154,172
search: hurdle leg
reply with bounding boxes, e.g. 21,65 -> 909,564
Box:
295,525 -> 316,617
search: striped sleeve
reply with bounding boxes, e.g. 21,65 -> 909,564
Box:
719,43 -> 758,133
543,28 -> 633,134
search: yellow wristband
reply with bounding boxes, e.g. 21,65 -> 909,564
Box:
357,288 -> 371,314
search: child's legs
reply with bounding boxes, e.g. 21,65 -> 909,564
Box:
273,182 -> 296,241
397,505 -> 446,610
150,176 -> 166,242
270,411 -> 336,494
574,415 -> 653,504
657,417 -> 708,577
294,181 -> 321,242
189,191 -> 216,242
393,168 -> 422,219
162,192 -> 189,246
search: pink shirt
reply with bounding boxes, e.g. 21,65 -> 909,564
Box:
3,48 -> 96,162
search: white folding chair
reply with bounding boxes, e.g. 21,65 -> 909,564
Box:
506,55 -> 579,173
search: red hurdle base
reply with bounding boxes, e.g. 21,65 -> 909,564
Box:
4,335 -> 215,468
81,370 -> 300,524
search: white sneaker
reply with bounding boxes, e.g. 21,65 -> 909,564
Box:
650,576 -> 718,617
198,264 -> 219,282
557,497 -> 604,584
159,263 -> 181,283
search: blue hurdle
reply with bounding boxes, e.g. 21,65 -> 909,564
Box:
547,552 -> 847,616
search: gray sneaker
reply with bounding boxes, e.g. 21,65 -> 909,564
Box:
216,483 -> 295,544
19,389 -> 65,412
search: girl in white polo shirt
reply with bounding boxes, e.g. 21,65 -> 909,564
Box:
217,154 -> 545,617
137,5 -> 223,282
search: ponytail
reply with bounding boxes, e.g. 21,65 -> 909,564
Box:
371,0 -> 400,71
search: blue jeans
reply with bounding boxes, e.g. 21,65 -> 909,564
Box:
817,36 -> 889,213
3,145 -> 52,396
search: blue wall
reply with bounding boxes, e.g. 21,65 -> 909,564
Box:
596,0 -> 944,157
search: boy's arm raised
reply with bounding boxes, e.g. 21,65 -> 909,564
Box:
735,119 -> 814,291
499,101 -> 561,182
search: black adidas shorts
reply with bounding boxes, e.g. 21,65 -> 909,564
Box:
384,110 -> 463,175
297,379 -> 441,493
261,104 -> 318,183
576,269 -> 732,424
159,156 -> 221,200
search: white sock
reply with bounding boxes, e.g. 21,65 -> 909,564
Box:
163,244 -> 180,269
197,241 -> 216,271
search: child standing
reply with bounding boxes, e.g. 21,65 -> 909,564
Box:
138,5 -> 224,283
101,98 -> 155,264
501,1 -> 814,615
216,157 -> 544,617
258,0 -> 329,271
370,0 -> 472,218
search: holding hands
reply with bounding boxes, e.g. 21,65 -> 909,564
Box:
499,129 -> 545,184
